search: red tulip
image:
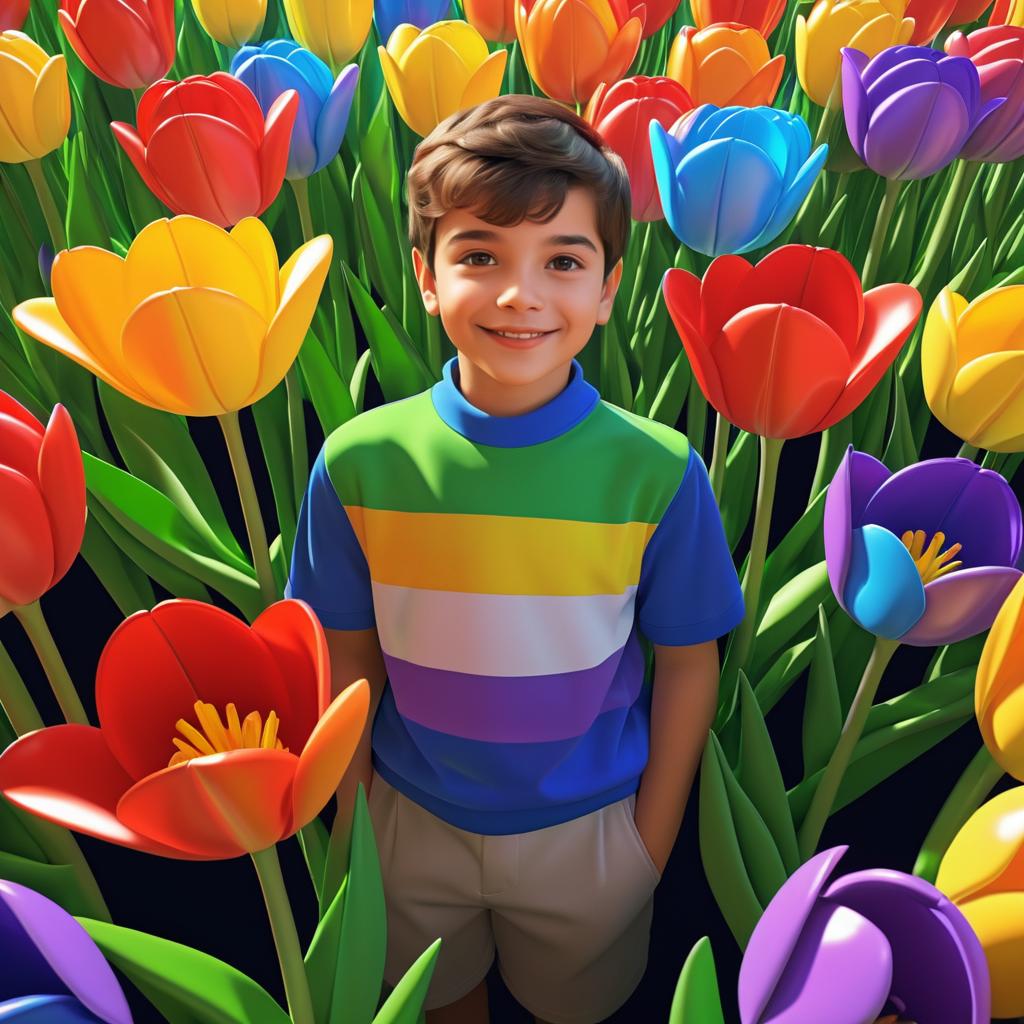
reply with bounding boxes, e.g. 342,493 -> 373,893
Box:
59,0 -> 175,89
0,0 -> 29,30
662,245 -> 922,438
111,73 -> 298,228
690,0 -> 785,36
641,0 -> 683,37
584,75 -> 693,222
905,0 -> 961,42
990,0 -> 1023,23
0,393 -> 85,617
948,0 -> 994,23
0,599 -> 370,859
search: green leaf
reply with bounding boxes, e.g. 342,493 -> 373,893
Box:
802,607 -> 843,779
297,329 -> 357,437
759,487 -> 826,606
752,636 -> 816,716
750,562 -> 833,677
599,316 -> 633,412
647,348 -> 690,427
852,368 -> 892,458
305,785 -> 387,1024
0,850 -> 93,917
817,192 -> 848,250
669,936 -> 725,1024
250,379 -> 300,562
371,939 -> 442,1024
65,131 -> 112,248
736,672 -> 801,873
79,917 -> 291,1024
78,504 -> 155,616
880,371 -> 918,472
353,168 -> 403,313
947,239 -> 990,297
297,817 -> 329,913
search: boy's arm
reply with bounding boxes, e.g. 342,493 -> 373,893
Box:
632,638 -> 720,876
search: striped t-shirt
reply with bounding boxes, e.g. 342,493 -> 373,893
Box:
286,354 -> 744,834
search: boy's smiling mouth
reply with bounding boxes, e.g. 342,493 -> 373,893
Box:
479,325 -> 558,346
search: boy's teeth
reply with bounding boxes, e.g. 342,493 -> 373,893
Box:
492,330 -> 546,338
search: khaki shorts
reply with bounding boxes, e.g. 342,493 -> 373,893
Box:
367,769 -> 661,1024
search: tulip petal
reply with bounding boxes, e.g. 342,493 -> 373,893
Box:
0,413 -> 42,480
921,287 -> 968,422
0,46 -> 46,161
649,119 -> 689,240
898,565 -> 1022,646
117,749 -> 298,857
0,725 -> 197,858
36,405 -> 85,588
460,48 -> 508,111
65,0 -> 167,88
955,894 -> 1024,1019
955,283 -> 1024,363
845,523 -> 926,638
731,55 -> 785,107
378,44 -> 419,135
976,575 -> 1024,767
258,88 -> 298,212
0,392 -> 43,434
31,55 -> 71,157
946,350 -> 1024,451
230,219 -> 282,312
596,15 -> 643,97
698,253 -> 754,338
745,142 -> 827,253
291,679 -> 369,831
0,465 -> 54,607
313,64 -> 358,173
842,47 -> 872,157
120,287 -> 266,415
109,119 -> 178,213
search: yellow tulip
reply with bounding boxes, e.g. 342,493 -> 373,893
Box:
0,30 -> 70,163
191,0 -> 267,47
283,0 -> 372,69
12,216 -> 332,417
976,575 -> 1024,777
922,286 -> 1024,453
666,23 -> 785,108
796,0 -> 914,107
378,21 -> 507,138
936,786 -> 1024,1018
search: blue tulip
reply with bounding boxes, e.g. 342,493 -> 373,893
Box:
231,39 -> 359,180
374,0 -> 450,49
649,104 -> 828,257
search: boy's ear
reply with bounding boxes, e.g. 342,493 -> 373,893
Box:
595,258 -> 624,326
411,247 -> 440,317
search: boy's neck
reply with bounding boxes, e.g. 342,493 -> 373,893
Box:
454,355 -> 573,418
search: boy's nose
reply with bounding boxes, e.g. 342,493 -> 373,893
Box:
496,280 -> 545,309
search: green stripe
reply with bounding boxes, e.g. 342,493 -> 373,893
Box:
324,391 -> 691,525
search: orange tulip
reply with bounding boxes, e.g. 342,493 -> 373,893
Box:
905,0 -> 960,41
991,0 -> 1024,23
667,22 -> 785,106
691,0 -> 786,34
464,0 -> 516,41
0,599 -> 369,859
514,0 -> 644,104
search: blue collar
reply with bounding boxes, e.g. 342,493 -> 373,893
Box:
431,356 -> 600,448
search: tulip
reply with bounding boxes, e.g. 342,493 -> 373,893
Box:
110,72 -> 298,227
0,393 -> 85,619
691,0 -> 785,36
0,0 -> 27,29
58,0 -> 174,89
949,0 -> 994,22
976,574 -> 1024,778
936,786 -> 1024,1017
796,0 -> 915,107
374,0 -> 449,51
666,23 -> 785,107
0,880 -> 132,1023
905,0 -> 959,42
649,106 -> 827,256
824,446 -> 1023,645
663,246 -> 921,438
991,0 -> 1024,24
379,21 -> 507,138
231,39 -> 358,179
922,286 -> 1024,452
0,31 -> 70,163
12,216 -> 332,418
0,599 -> 369,859
191,0 -> 266,47
841,44 -> 1003,179
946,26 -> 1024,162
640,0 -> 682,37
584,75 -> 694,222
740,846 -> 990,1023
464,0 -> 516,41
282,0 -> 373,68
514,0 -> 644,105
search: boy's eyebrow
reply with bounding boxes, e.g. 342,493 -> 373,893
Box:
446,229 -> 598,253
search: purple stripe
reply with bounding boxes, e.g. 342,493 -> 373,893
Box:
382,627 -> 647,743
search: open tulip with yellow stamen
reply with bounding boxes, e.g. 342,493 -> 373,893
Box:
378,21 -> 507,138
796,0 -> 914,107
0,31 -> 70,163
922,285 -> 1024,453
192,0 -> 267,47
283,0 -> 373,69
11,216 -> 332,418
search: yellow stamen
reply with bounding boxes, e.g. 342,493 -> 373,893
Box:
241,711 -> 262,748
224,702 -> 243,748
900,529 -> 963,584
168,702 -> 288,767
261,709 -> 280,749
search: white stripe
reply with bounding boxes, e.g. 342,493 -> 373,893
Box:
371,582 -> 639,676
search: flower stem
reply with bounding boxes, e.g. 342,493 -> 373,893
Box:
218,411 -> 279,608
285,179 -> 314,512
251,845 -> 316,1024
25,158 -> 67,252
956,441 -> 979,462
913,744 -> 1004,884
861,177 -> 904,290
797,635 -> 901,859
708,411 -> 729,503
812,74 -> 843,149
12,601 -> 89,727
0,639 -> 45,734
728,435 -> 785,675
911,159 -> 980,297
289,177 -> 315,245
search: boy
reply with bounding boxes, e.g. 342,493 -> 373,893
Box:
286,94 -> 744,1024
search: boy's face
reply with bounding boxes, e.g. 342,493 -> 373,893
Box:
412,186 -> 623,396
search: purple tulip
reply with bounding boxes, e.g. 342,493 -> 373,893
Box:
824,446 -> 1022,646
738,846 -> 990,1024
0,880 -> 132,1022
841,44 -> 1004,179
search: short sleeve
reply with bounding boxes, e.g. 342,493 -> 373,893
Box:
285,445 -> 376,629
635,449 -> 744,645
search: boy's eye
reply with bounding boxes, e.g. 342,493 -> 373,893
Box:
459,252 -> 583,271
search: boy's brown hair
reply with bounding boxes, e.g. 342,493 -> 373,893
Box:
407,94 -> 632,282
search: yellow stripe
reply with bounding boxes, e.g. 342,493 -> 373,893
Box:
346,506 -> 657,595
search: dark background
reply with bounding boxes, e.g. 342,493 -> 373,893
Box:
1,346 -> 1016,1024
